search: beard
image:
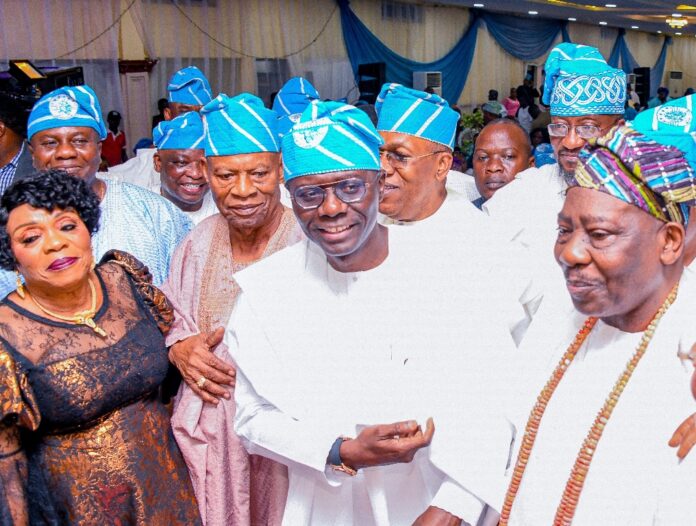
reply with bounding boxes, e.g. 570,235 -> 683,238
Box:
559,164 -> 576,186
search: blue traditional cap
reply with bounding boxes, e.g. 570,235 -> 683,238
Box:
543,43 -> 626,117
630,94 -> 696,169
272,76 -> 320,137
200,93 -> 279,157
153,111 -> 205,151
167,66 -> 213,106
482,101 -> 506,118
281,100 -> 384,182
27,85 -> 107,141
375,83 -> 459,149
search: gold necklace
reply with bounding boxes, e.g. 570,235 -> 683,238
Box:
28,277 -> 107,337
499,284 -> 678,525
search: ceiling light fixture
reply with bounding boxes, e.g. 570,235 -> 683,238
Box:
529,10 -> 538,14
568,17 -> 577,21
666,16 -> 688,28
473,2 -> 484,6
605,3 -> 617,7
631,25 -> 639,29
676,31 -> 683,34
599,21 -> 608,25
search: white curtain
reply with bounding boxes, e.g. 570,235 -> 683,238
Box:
0,0 -> 124,118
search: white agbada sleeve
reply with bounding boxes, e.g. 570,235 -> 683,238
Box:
229,294 -> 340,481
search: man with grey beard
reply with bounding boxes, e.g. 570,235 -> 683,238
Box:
483,43 -> 625,256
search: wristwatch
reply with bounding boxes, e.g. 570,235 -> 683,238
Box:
327,436 -> 358,476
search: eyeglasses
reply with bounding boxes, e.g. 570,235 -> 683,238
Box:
291,176 -> 378,210
380,150 -> 447,169
547,123 -> 606,139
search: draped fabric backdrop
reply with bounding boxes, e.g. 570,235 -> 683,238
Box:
0,0 -> 690,126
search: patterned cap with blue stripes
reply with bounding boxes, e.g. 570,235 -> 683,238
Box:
272,76 -> 321,137
27,85 -> 107,141
201,93 -> 279,156
375,83 -> 459,149
282,100 -> 384,182
167,66 -> 213,106
543,43 -> 626,117
153,111 -> 205,151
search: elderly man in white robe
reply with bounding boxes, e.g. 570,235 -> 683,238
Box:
496,123 -> 696,525
227,100 -> 517,526
375,83 -> 539,342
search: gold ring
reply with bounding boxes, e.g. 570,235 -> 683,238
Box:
196,376 -> 207,389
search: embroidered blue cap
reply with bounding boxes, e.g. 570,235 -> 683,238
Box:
375,83 -> 459,149
167,66 -> 213,106
272,76 -> 321,137
281,100 -> 384,182
630,94 -> 696,169
27,85 -> 107,141
201,93 -> 279,156
543,43 -> 626,117
153,111 -> 205,151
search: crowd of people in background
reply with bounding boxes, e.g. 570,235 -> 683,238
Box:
0,40 -> 696,526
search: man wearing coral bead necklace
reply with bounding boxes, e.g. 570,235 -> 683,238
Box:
496,121 -> 696,525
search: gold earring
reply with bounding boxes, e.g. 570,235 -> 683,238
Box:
15,271 -> 25,299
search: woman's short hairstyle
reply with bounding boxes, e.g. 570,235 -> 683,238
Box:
0,169 -> 101,270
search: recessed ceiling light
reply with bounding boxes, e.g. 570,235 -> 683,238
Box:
529,10 -> 538,15
657,30 -> 663,33
631,25 -> 639,29
676,31 -> 683,35
605,3 -> 617,7
568,17 -> 577,21
473,2 -> 484,6
672,13 -> 683,17
599,21 -> 608,25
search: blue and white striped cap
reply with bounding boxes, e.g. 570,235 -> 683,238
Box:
27,85 -> 107,141
272,76 -> 321,137
167,66 -> 213,106
153,111 -> 205,151
201,93 -> 279,156
375,83 -> 459,149
282,100 -> 384,183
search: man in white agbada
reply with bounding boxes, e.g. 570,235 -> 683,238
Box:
496,124 -> 696,525
227,101 -> 516,525
0,84 -> 192,297
483,43 -> 626,262
151,112 -> 217,224
374,83 -> 539,342
107,66 -> 213,189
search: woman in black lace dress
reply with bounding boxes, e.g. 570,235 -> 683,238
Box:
0,170 -> 200,525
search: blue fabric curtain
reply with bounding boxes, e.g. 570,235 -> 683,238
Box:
607,29 -> 638,74
337,0 -> 481,103
650,36 -> 672,98
480,12 -> 570,61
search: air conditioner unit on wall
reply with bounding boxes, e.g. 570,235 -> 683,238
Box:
413,71 -> 442,96
668,71 -> 684,98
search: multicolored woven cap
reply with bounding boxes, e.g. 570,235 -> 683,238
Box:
573,125 -> 696,225
543,43 -> 626,117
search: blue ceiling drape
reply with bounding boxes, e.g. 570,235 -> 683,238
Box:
337,0 -> 481,103
607,28 -> 639,74
650,36 -> 672,98
338,0 -> 673,103
479,11 -> 571,61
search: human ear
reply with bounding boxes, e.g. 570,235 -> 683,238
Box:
435,152 -> 453,181
659,222 -> 685,265
153,153 -> 162,173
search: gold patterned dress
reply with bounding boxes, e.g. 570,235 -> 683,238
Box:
0,252 -> 201,525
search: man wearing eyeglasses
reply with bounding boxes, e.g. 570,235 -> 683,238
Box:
482,43 -> 626,309
376,84 -> 538,344
226,100 -> 517,526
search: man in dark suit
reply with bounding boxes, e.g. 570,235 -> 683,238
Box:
0,92 -> 33,194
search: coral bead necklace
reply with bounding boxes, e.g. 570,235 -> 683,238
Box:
499,284 -> 678,525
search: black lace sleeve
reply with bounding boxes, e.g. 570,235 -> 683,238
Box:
99,250 -> 174,335
0,346 -> 39,526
